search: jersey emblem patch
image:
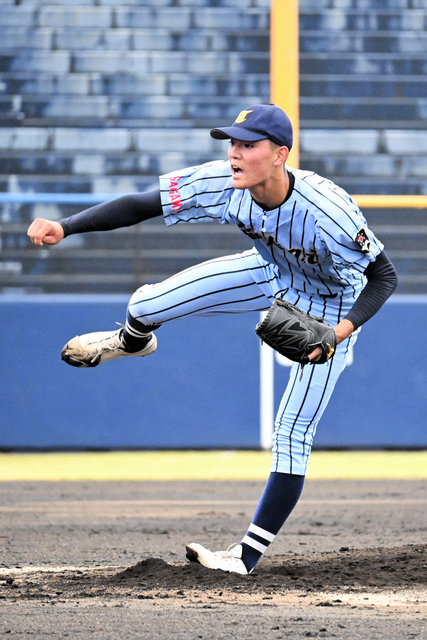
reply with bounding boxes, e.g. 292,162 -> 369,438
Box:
235,110 -> 253,124
353,227 -> 371,254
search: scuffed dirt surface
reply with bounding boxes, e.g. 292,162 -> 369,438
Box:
0,544 -> 425,602
115,544 -> 427,592
0,480 -> 426,639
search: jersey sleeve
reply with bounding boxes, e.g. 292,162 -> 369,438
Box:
317,191 -> 384,273
159,160 -> 233,226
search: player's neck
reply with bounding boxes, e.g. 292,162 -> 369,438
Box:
249,168 -> 290,211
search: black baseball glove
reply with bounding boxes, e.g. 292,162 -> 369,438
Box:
255,299 -> 337,365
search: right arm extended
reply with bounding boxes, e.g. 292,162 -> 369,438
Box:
27,189 -> 162,246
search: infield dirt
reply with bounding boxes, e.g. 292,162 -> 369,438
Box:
0,479 -> 426,639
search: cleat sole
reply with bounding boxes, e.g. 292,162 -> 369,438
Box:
185,546 -> 201,564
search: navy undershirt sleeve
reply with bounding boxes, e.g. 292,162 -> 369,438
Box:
59,189 -> 163,237
344,250 -> 398,330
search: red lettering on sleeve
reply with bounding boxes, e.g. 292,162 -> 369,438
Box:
168,176 -> 182,212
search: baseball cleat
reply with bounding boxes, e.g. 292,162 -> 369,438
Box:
185,543 -> 249,575
61,328 -> 157,368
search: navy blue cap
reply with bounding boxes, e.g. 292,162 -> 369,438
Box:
210,104 -> 293,150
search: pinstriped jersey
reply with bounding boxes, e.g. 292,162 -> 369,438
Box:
159,160 -> 383,301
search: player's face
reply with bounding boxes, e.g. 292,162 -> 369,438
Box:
228,138 -> 281,190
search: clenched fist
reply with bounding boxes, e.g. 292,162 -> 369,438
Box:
27,218 -> 65,246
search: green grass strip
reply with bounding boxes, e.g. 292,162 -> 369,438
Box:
0,450 -> 426,481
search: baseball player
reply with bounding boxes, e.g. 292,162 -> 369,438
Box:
27,104 -> 397,575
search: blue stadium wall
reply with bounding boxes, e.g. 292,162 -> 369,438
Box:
1,295 -> 426,449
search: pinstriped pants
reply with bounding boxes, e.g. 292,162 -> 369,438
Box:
128,248 -> 359,476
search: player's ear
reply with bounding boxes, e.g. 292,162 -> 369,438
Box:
273,145 -> 290,167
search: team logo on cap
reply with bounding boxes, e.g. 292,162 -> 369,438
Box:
234,110 -> 253,124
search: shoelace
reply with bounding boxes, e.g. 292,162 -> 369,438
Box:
90,324 -> 124,363
215,543 -> 241,558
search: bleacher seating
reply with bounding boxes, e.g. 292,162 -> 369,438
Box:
0,0 -> 426,293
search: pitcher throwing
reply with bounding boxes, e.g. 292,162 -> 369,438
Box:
28,104 -> 397,574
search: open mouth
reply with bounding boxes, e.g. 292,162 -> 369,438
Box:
232,165 -> 242,175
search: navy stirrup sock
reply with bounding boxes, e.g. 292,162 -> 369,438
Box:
122,311 -> 161,353
240,471 -> 305,572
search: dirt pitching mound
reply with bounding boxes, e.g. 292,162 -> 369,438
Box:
113,543 -> 427,593
1,544 -> 425,605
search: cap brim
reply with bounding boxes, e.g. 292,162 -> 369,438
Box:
210,126 -> 267,142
